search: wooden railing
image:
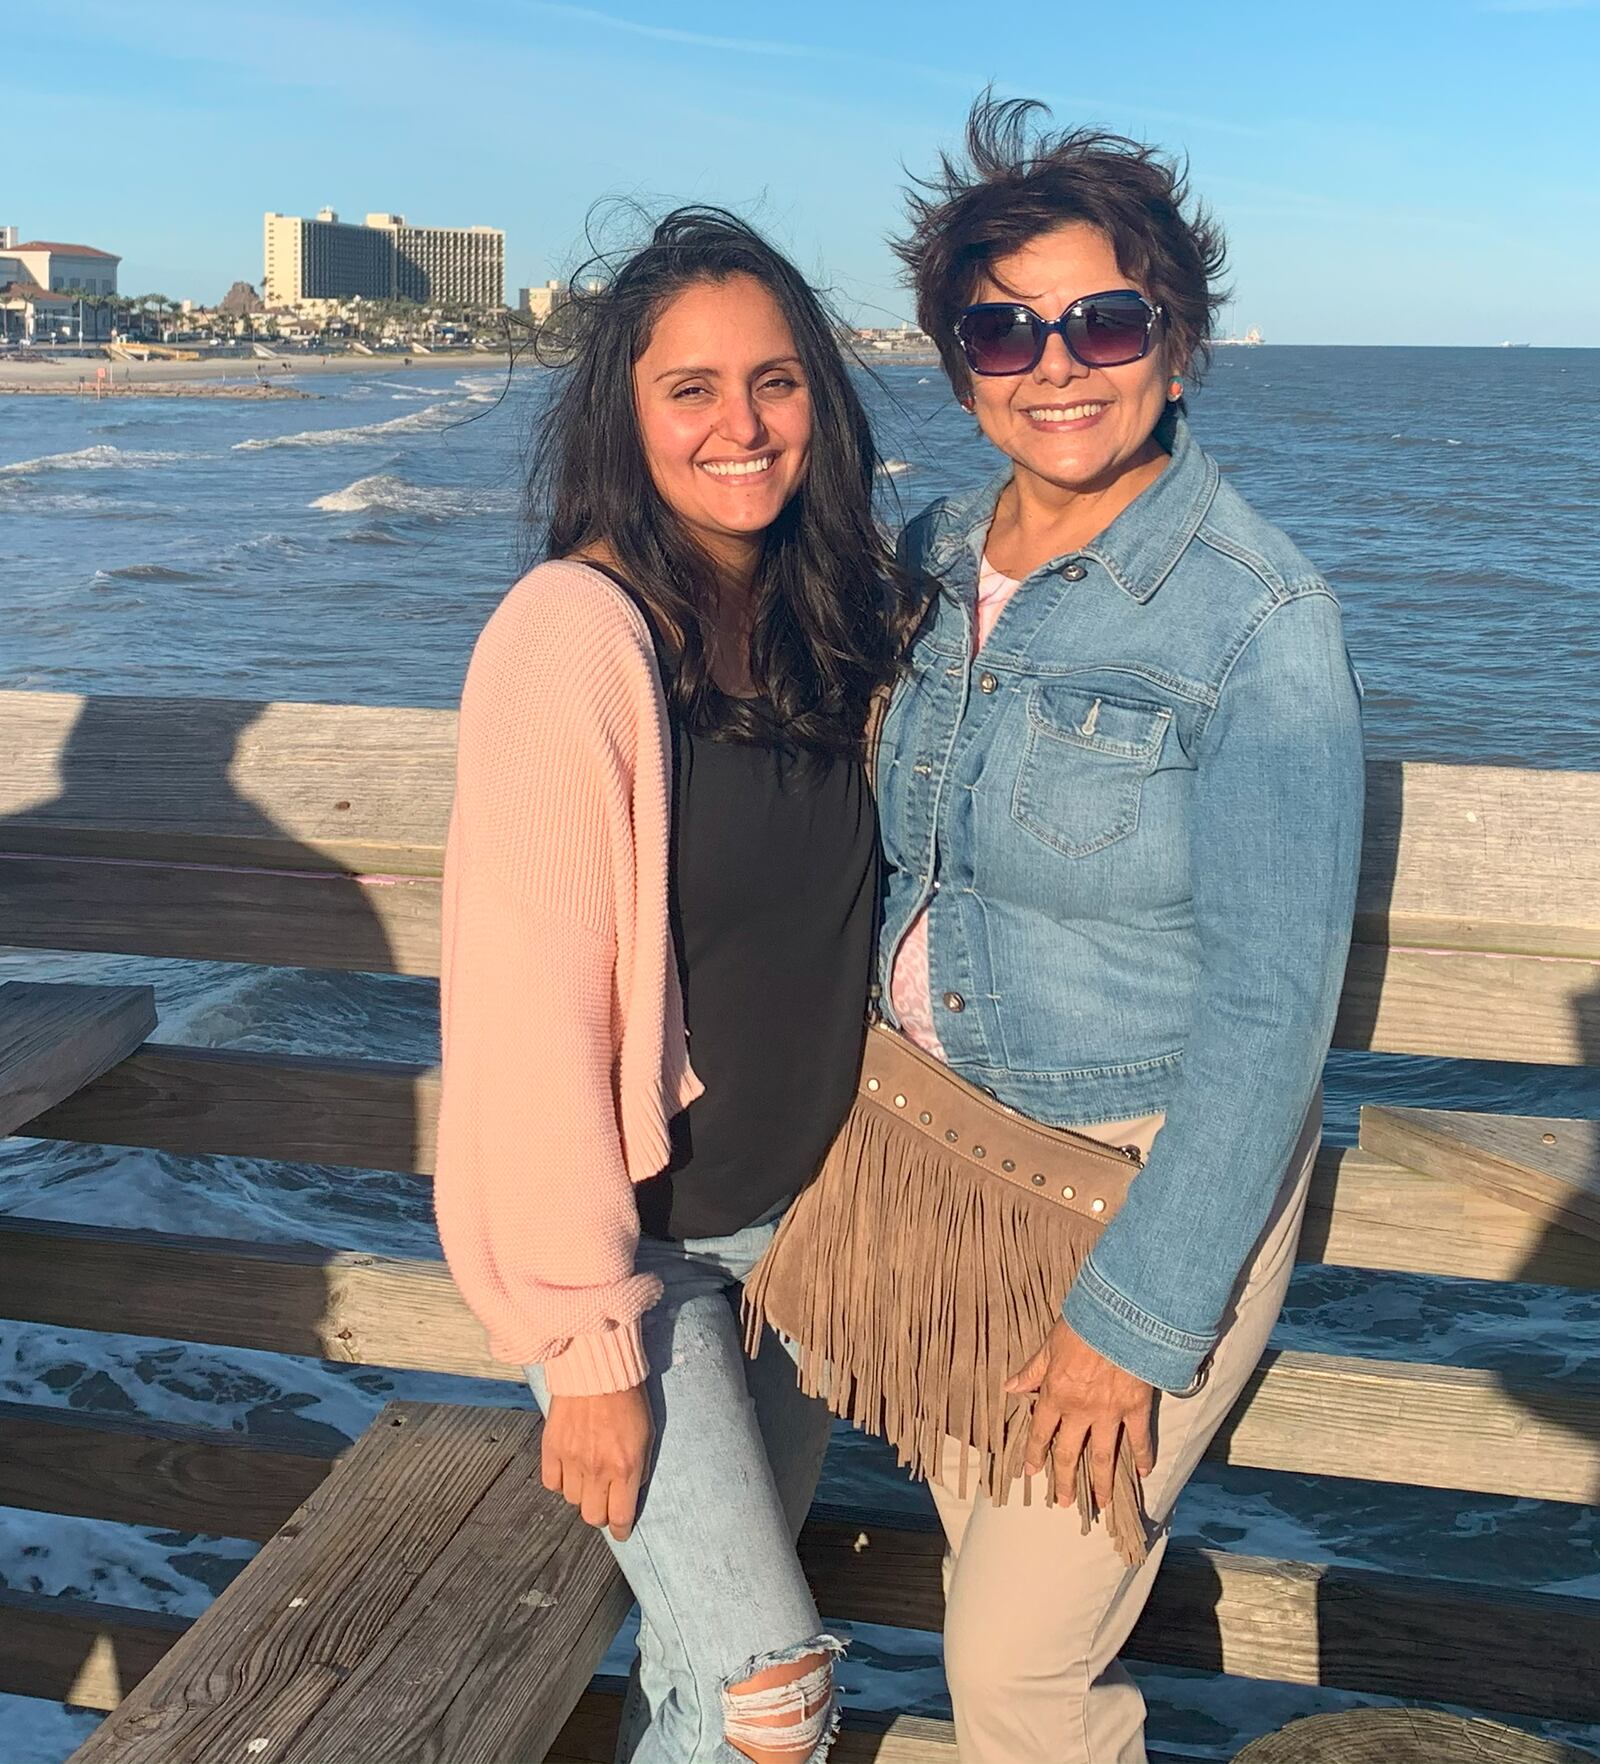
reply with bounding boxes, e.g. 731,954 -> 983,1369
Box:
1,688 -> 1597,1759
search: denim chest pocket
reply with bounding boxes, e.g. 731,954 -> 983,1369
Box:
1011,685 -> 1172,859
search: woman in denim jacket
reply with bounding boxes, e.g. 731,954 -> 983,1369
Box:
879,98 -> 1365,1763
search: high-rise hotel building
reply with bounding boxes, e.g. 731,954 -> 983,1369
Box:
263,209 -> 505,309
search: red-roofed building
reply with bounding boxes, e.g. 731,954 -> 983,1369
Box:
0,281 -> 73,345
0,233 -> 122,341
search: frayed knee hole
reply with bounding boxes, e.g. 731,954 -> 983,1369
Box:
722,1652 -> 835,1757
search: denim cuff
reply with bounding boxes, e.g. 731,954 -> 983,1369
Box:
1063,1257 -> 1213,1393
542,1320 -> 649,1395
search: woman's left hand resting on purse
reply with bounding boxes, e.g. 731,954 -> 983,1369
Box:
542,1385 -> 655,1542
1006,1320 -> 1156,1509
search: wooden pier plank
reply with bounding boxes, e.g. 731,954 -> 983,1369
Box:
0,1590 -> 187,1711
19,1044 -> 441,1176
64,1403 -> 626,1764
23,1056 -> 1600,1290
0,982 -> 156,1139
0,691 -> 454,873
1303,1147 -> 1599,1291
8,703 -> 1597,961
798,1507 -> 1600,1723
1335,942 -> 1600,1066
1356,759 -> 1600,961
0,1402 -> 337,1542
0,853 -> 442,975
9,1525 -> 1599,1728
1360,1106 -> 1600,1244
0,1263 -> 1592,1517
0,1216 -> 510,1379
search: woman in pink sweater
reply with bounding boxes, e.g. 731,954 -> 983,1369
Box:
436,210 -> 918,1764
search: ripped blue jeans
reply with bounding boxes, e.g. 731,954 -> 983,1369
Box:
526,1216 -> 842,1764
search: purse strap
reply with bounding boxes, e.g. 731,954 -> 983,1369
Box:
863,684 -> 892,1022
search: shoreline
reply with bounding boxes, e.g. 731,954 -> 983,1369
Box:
0,349 -> 508,397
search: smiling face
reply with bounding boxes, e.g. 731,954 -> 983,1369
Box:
633,274 -> 812,575
966,222 -> 1173,500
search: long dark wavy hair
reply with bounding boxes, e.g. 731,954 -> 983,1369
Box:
527,206 -> 924,756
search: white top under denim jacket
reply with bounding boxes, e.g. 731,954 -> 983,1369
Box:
877,408 -> 1365,1391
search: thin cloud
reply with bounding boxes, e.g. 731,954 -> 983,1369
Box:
528,4 -> 1268,139
527,3 -> 853,59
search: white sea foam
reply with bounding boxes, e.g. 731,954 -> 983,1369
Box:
0,444 -> 185,476
877,458 -> 914,476
232,402 -> 462,451
309,472 -> 514,518
93,562 -> 211,584
454,372 -> 505,404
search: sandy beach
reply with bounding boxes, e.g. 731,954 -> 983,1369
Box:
0,349 -> 506,396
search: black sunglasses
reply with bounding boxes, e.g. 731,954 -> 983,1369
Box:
953,289 -> 1165,376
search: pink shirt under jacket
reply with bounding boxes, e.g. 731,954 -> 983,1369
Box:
435,561 -> 703,1396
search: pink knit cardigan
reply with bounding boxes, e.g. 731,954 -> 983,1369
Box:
435,560 -> 703,1396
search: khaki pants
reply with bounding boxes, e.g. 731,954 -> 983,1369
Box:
928,1098 -> 1322,1764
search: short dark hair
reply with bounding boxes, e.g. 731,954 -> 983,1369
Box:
528,205 -> 921,757
894,93 -> 1229,399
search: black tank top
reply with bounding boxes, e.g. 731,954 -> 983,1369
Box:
635,719 -> 878,1241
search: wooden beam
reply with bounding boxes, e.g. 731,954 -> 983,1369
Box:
0,982 -> 156,1137
1360,1107 -> 1600,1244
799,1508 -> 1600,1723
19,1044 -> 440,1176
0,691 -> 454,873
0,1589 -> 185,1711
0,1402 -> 337,1542
0,854 -> 442,974
1303,1147 -> 1599,1291
26,1062 -> 1600,1292
1357,760 -> 1600,961
8,706 -> 1596,963
1,1220 -> 1595,1503
1211,1350 -> 1600,1504
6,1523 -> 1599,1732
1334,942 -> 1600,1066
4,694 -> 1600,1063
0,1218 -> 516,1382
64,1404 -> 630,1764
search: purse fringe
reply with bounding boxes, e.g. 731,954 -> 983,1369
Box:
743,1099 -> 1149,1567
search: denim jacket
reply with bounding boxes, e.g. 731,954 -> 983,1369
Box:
879,410 -> 1364,1390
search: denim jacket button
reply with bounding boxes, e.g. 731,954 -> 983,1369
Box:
942,991 -> 966,1013
1061,561 -> 1088,581
978,672 -> 998,694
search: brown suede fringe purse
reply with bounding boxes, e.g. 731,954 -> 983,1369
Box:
742,710 -> 1153,1567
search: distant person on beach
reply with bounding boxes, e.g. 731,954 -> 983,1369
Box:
435,209 -> 919,1764
872,97 -> 1365,1763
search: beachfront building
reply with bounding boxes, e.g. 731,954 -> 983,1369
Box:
518,279 -> 569,322
853,323 -> 934,352
0,234 -> 121,341
366,215 -> 505,308
263,209 -> 394,307
263,209 -> 506,310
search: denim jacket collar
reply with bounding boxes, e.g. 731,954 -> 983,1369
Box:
924,407 -> 1221,605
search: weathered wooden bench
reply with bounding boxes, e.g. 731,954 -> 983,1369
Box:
1,688 -> 1596,1761
0,981 -> 155,1140
62,1403 -> 629,1764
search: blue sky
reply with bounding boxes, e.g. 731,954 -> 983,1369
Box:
9,0 -> 1599,344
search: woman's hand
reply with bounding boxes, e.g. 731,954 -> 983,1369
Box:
1005,1319 -> 1156,1511
541,1386 -> 654,1542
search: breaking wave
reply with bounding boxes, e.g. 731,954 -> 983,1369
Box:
0,444 -> 186,476
233,402 -> 463,451
309,472 -> 514,518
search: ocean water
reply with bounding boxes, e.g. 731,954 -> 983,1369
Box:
2,348 -> 1598,1761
